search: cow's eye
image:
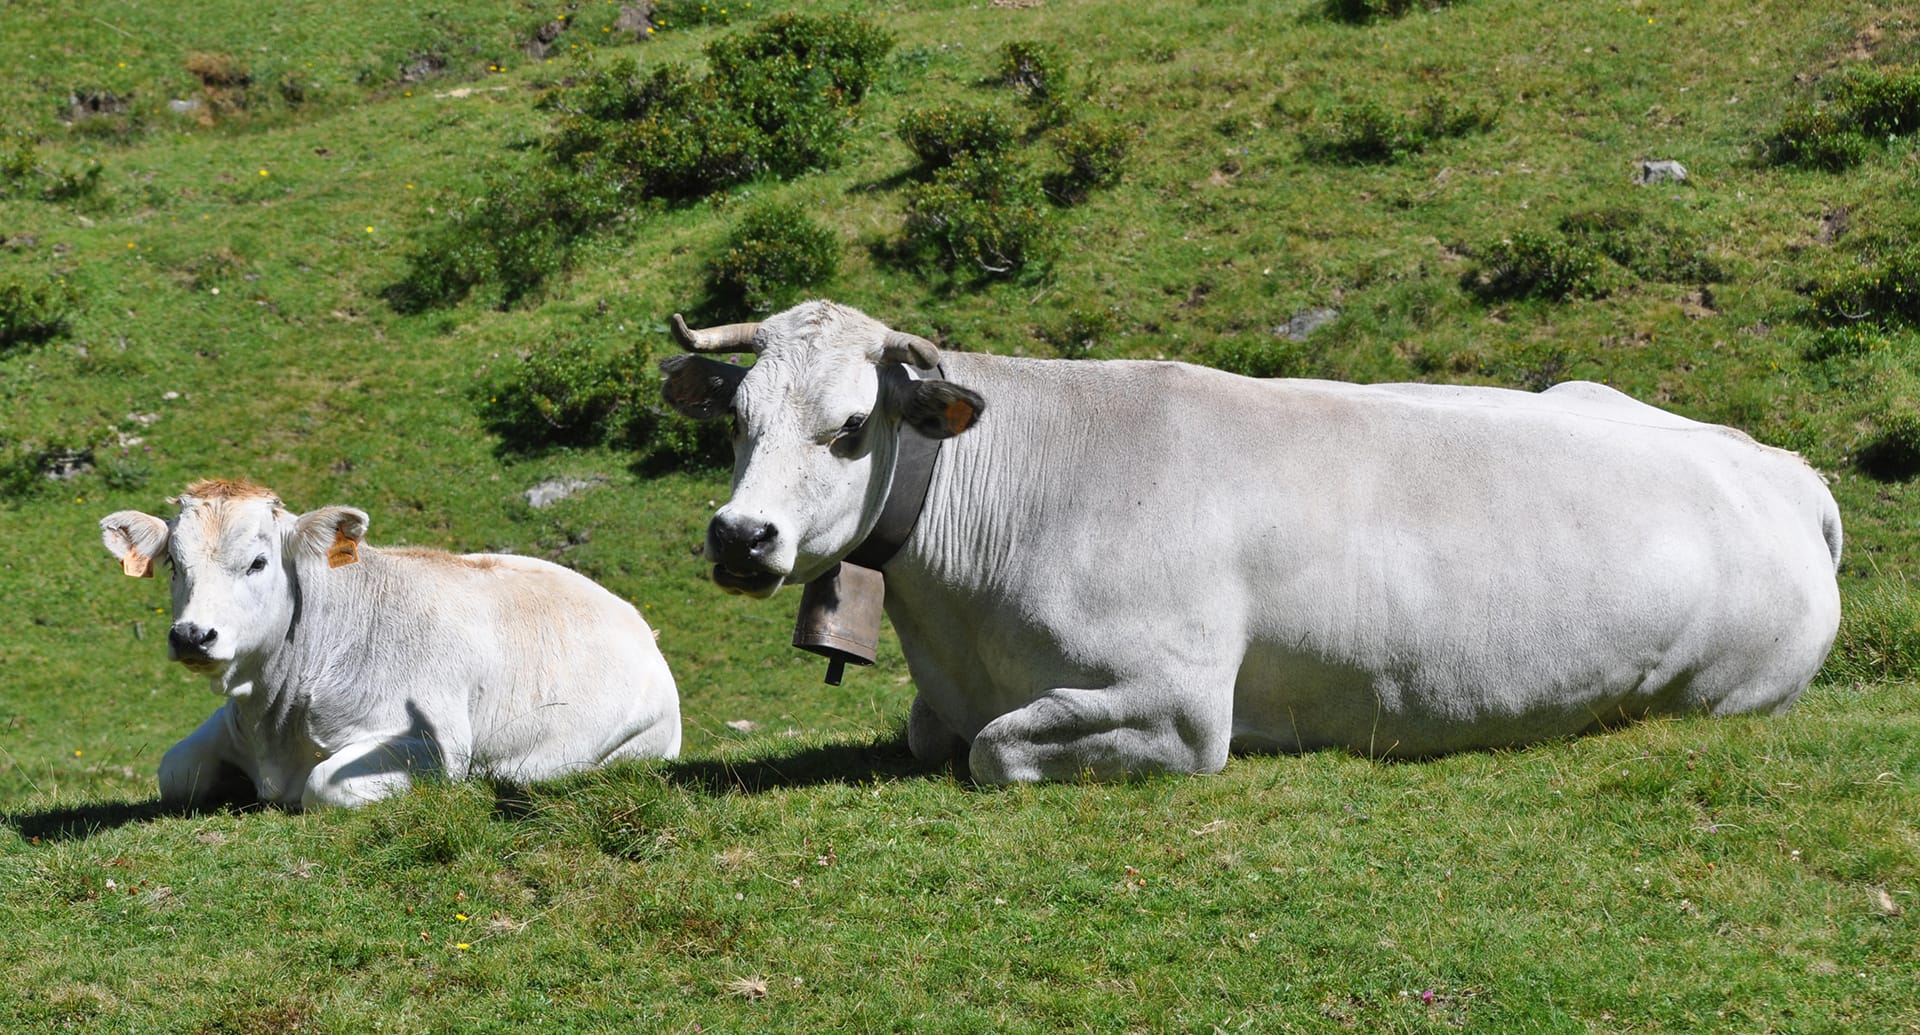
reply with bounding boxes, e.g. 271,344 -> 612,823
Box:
246,555 -> 269,575
837,414 -> 868,440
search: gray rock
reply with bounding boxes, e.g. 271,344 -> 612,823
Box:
1634,159 -> 1688,186
525,476 -> 605,509
1275,307 -> 1339,342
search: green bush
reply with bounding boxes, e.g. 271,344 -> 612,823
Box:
997,40 -> 1068,105
1809,246 -> 1920,328
387,166 -> 621,312
1557,207 -> 1725,284
1301,95 -> 1494,164
898,103 -> 1018,169
1461,231 -> 1611,302
0,271 -> 81,350
708,201 -> 840,313
1323,0 -> 1461,24
1858,408 -> 1920,481
1762,66 -> 1920,171
1045,118 -> 1133,203
1036,305 -> 1121,359
903,153 -> 1051,277
479,336 -> 730,470
1801,324 -> 1902,362
0,134 -> 102,203
1761,107 -> 1874,171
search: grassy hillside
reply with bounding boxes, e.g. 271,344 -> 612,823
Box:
1,0 -> 1916,1030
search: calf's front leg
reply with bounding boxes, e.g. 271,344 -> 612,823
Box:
158,707 -> 251,806
301,735 -> 444,809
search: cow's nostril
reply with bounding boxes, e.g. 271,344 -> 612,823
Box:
169,623 -> 217,656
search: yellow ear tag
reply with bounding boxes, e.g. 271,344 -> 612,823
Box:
327,527 -> 360,568
121,553 -> 152,578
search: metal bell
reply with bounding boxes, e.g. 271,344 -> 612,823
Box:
792,561 -> 886,685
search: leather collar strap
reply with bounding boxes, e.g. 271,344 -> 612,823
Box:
843,365 -> 945,570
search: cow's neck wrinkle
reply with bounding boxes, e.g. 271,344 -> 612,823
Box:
903,353 -> 1094,594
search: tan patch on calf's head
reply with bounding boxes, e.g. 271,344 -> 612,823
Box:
327,526 -> 360,568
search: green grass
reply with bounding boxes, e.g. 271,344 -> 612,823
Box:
2,0 -> 1918,1030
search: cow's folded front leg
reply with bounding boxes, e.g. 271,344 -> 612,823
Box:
158,707 -> 251,806
301,735 -> 444,810
907,691 -> 969,771
968,687 -> 1231,785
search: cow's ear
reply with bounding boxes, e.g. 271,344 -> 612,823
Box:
293,506 -> 370,569
900,381 -> 985,439
100,511 -> 170,578
660,354 -> 746,420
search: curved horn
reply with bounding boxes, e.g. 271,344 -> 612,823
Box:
880,330 -> 942,370
671,313 -> 762,353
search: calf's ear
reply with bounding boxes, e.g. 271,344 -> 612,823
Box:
659,354 -> 746,420
100,511 -> 170,578
900,380 -> 985,439
293,506 -> 371,569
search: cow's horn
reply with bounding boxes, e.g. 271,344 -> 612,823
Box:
671,314 -> 762,353
881,330 -> 941,369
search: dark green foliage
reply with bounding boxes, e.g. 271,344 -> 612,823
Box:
1323,0 -> 1460,24
479,335 -> 729,469
708,201 -> 840,313
996,40 -> 1067,105
1809,246 -> 1920,328
0,270 -> 80,350
1763,65 -> 1920,170
1859,409 -> 1920,481
1462,231 -> 1610,302
1200,333 -> 1313,379
0,441 -> 43,501
1801,324 -> 1902,362
0,133 -> 101,202
398,14 -> 890,311
1036,304 -> 1121,359
387,166 -> 621,312
903,153 -> 1050,277
1762,107 -> 1874,171
1301,95 -> 1495,164
1045,118 -> 1133,203
897,103 -> 1017,170
559,15 -> 892,193
1557,207 -> 1726,284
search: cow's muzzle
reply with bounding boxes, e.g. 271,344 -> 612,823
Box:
168,622 -> 220,664
707,513 -> 787,596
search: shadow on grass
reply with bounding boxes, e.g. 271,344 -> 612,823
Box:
662,728 -> 956,795
2,793 -> 265,844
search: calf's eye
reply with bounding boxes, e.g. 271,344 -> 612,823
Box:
838,414 -> 868,439
247,555 -> 269,575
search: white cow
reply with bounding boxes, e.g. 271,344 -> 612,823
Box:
661,300 -> 1844,784
100,479 -> 681,808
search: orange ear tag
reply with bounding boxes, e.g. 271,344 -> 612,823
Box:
327,527 -> 360,568
121,553 -> 153,578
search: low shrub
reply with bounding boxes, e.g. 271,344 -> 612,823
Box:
1557,207 -> 1725,284
1461,231 -> 1611,302
1036,305 -> 1121,359
1301,95 -> 1494,165
1857,408 -> 1920,481
1809,246 -> 1920,328
997,40 -> 1068,105
0,271 -> 81,350
479,335 -> 730,469
1323,0 -> 1461,24
387,166 -> 621,312
708,201 -> 840,313
897,103 -> 1018,170
0,134 -> 102,202
903,153 -> 1051,277
1045,118 -> 1133,204
1762,65 -> 1920,170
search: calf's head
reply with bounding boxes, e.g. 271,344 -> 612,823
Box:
661,301 -> 983,597
100,479 -> 369,675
